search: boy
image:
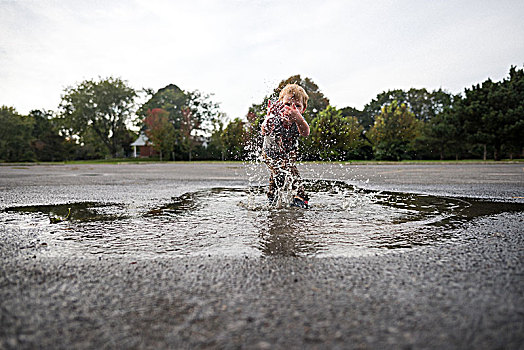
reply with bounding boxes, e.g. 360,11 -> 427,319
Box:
261,84 -> 310,208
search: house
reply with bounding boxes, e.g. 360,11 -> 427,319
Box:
130,132 -> 157,158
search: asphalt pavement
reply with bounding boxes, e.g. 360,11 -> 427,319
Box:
1,162 -> 523,349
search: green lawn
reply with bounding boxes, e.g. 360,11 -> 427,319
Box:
2,158 -> 523,166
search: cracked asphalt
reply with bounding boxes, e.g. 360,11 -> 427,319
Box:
1,162 -> 523,349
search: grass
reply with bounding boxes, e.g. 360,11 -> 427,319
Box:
326,159 -> 524,164
0,158 -> 242,166
1,158 -> 523,166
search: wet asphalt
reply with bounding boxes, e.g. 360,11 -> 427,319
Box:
1,162 -> 523,349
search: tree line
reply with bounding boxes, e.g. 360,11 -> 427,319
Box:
1,66 -> 522,162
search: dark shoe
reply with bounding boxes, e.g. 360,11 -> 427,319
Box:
291,196 -> 309,209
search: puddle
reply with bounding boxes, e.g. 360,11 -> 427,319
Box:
2,181 -> 523,258
5,202 -> 127,222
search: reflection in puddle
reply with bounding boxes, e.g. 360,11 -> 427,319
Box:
259,210 -> 321,256
2,181 -> 523,258
5,202 -> 127,223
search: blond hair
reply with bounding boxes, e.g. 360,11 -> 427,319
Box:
279,84 -> 309,108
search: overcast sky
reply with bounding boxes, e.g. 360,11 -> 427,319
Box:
1,0 -> 523,120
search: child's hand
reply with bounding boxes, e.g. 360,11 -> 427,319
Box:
283,103 -> 302,123
281,96 -> 309,137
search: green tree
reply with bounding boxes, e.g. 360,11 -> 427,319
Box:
368,101 -> 421,160
362,88 -> 453,130
500,66 -> 524,159
0,106 -> 34,161
405,88 -> 453,123
182,90 -> 222,161
419,103 -> 464,160
59,77 -> 137,157
310,106 -> 366,160
185,90 -> 222,130
179,107 -> 200,161
362,89 -> 406,130
138,84 -> 187,128
222,118 -> 247,160
340,106 -> 373,159
28,109 -> 69,161
340,106 -> 369,130
138,85 -> 222,160
144,108 -> 176,161
457,69 -> 524,160
77,128 -> 111,159
206,118 -> 226,160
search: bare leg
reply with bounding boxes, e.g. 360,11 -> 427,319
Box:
264,152 -> 308,203
289,163 -> 308,201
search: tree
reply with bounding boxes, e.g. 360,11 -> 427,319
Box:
457,67 -> 524,160
368,101 -> 421,160
500,66 -> 524,159
185,90 -> 222,131
222,118 -> 247,160
179,107 -> 200,161
310,106 -> 366,160
76,128 -> 112,159
59,77 -> 137,157
144,108 -> 176,160
362,89 -> 407,130
416,103 -> 464,160
28,109 -> 69,161
138,84 -> 187,128
0,106 -> 34,161
340,106 -> 370,131
138,84 -> 222,160
362,88 -> 453,129
206,118 -> 226,160
405,88 -> 453,123
182,90 -> 222,161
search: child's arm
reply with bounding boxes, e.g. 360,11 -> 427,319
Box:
294,113 -> 310,137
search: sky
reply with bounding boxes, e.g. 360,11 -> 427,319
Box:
1,0 -> 524,121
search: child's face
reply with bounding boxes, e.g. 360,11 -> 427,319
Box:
281,94 -> 306,113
